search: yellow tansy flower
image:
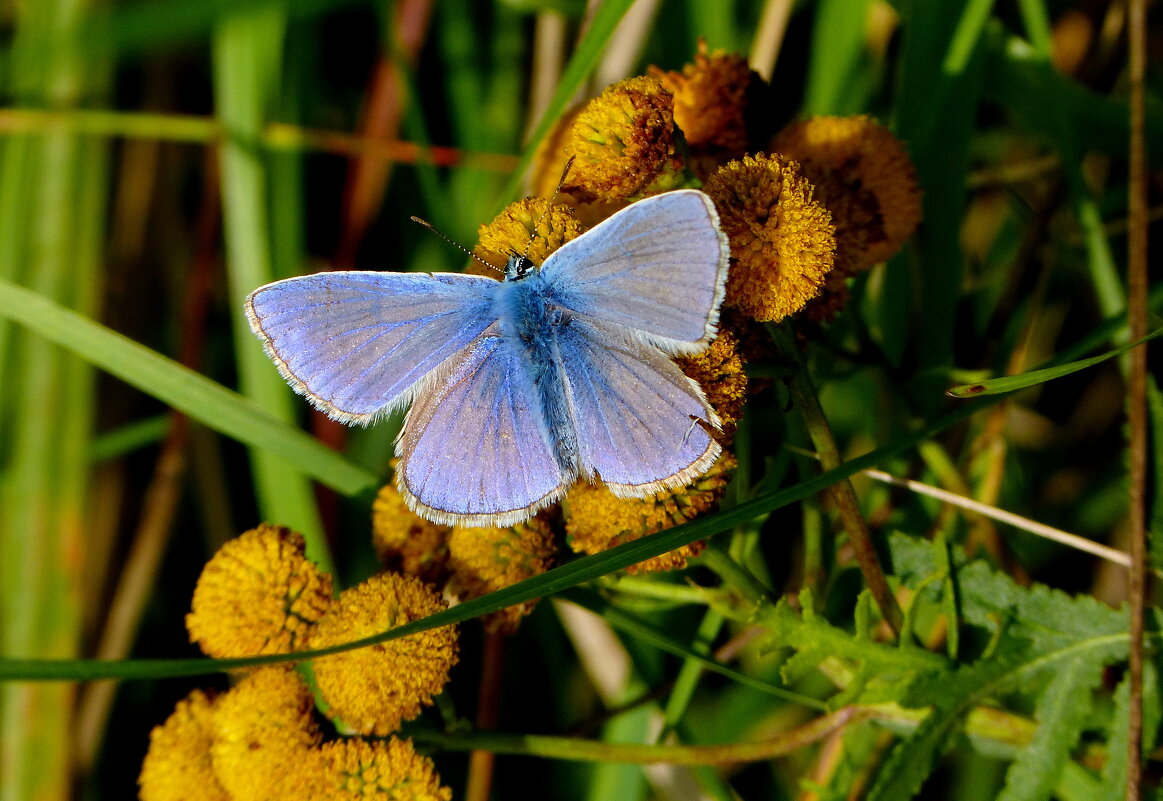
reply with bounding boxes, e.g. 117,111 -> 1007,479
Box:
472,197 -> 584,276
703,154 -> 836,322
138,689 -> 229,801
372,483 -> 450,585
309,572 -> 458,736
186,523 -> 334,658
560,76 -> 686,204
211,667 -> 323,801
563,453 -> 737,574
651,44 -> 761,177
676,329 -> 748,443
770,115 -> 922,277
447,516 -> 556,633
303,738 -> 452,801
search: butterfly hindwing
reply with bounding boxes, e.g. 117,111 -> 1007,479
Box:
559,318 -> 722,494
539,190 -> 729,353
246,271 -> 498,423
396,333 -> 571,527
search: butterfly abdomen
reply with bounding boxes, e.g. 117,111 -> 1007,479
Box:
495,275 -> 581,479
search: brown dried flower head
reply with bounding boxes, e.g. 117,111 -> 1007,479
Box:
770,115 -> 921,277
651,44 -> 764,177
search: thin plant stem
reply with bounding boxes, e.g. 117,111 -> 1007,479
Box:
769,324 -> 903,634
415,707 -> 869,765
1125,0 -> 1149,796
465,630 -> 505,801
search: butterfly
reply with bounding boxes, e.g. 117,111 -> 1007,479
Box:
245,189 -> 731,527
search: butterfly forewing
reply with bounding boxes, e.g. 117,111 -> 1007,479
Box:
560,319 -> 722,494
246,271 -> 497,423
540,190 -> 729,353
396,334 -> 571,527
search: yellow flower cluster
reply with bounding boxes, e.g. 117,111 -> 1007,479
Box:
139,668 -> 450,801
563,453 -> 738,574
475,47 -> 919,566
447,516 -> 557,633
558,75 -> 686,204
703,153 -> 837,323
143,525 -> 457,800
651,44 -> 760,173
372,482 -> 557,632
310,572 -> 458,735
186,524 -> 333,658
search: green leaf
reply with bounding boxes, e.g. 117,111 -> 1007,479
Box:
868,640 -> 1031,801
758,597 -> 947,686
889,533 -> 1128,649
559,588 -> 821,708
880,534 -> 1139,799
0,278 -> 380,497
1148,375 -> 1163,573
805,0 -> 874,115
995,657 -> 1104,801
947,326 -> 1163,398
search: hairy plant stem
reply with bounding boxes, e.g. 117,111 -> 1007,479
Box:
1126,0 -> 1149,797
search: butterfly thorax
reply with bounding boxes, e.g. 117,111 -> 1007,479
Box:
494,273 -> 581,477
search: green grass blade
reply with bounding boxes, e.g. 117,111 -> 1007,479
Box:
495,0 -> 636,208
0,396 -> 995,682
947,326 -> 1163,398
805,0 -> 873,115
0,278 -> 380,496
213,6 -> 328,562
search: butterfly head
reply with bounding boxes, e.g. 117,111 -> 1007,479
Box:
504,253 -> 537,281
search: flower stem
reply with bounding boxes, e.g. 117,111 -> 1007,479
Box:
767,324 -> 903,635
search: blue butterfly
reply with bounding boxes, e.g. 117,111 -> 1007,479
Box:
246,189 -> 730,527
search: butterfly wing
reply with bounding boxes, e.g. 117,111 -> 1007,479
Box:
396,332 -> 572,527
559,319 -> 721,495
539,190 -> 729,354
245,270 -> 498,423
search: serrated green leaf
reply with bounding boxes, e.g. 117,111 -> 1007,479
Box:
1096,670 -> 1131,801
889,533 -> 1127,649
1147,375 -> 1163,572
759,597 -> 947,687
995,657 -> 1104,801
869,642 -> 1029,801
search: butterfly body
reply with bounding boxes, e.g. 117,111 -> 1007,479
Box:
247,190 -> 730,527
496,264 -> 585,467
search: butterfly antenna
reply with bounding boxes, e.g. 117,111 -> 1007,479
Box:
555,155 -> 576,196
410,216 -> 503,276
520,155 -> 578,261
